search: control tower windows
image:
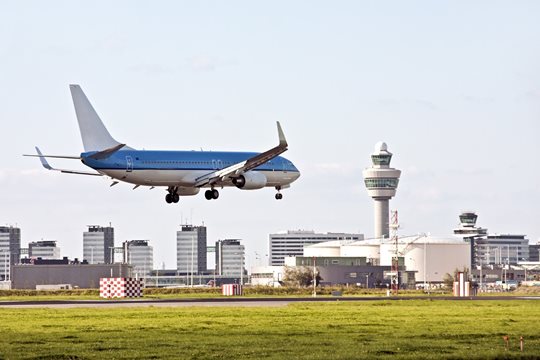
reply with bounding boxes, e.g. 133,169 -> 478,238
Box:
371,154 -> 392,166
364,178 -> 399,188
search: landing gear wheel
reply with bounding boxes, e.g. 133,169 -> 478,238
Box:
165,193 -> 173,203
275,193 -> 283,200
205,190 -> 213,200
172,193 -> 180,203
212,189 -> 219,199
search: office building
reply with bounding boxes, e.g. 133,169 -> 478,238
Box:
269,230 -> 363,266
123,240 -> 154,276
216,239 -> 244,277
28,241 -> 61,259
177,225 -> 207,274
362,142 -> 401,239
475,235 -> 529,265
453,212 -> 529,266
0,226 -> 21,281
529,244 -> 540,262
83,225 -> 114,264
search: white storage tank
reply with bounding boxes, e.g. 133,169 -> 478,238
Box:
303,240 -> 344,257
380,236 -> 470,283
341,241 -> 381,262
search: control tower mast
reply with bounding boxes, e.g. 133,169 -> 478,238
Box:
362,142 -> 401,239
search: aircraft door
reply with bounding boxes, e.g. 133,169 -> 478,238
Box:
126,156 -> 133,173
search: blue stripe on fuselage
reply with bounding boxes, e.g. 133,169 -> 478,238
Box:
80,150 -> 299,173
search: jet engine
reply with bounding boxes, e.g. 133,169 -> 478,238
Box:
232,171 -> 267,190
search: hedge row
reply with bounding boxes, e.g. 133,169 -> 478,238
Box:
0,286 -> 431,297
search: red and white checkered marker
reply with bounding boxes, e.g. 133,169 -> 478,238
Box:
100,278 -> 143,299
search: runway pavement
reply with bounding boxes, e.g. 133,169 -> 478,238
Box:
1,296 -> 539,308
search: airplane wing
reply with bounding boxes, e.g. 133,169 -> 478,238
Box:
194,121 -> 288,187
26,147 -> 102,176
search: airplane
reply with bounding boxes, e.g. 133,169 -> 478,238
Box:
25,85 -> 300,204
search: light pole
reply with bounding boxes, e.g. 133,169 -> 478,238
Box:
232,251 -> 245,286
312,257 -> 316,298
240,253 -> 244,286
365,274 -> 369,289
1,250 -> 9,281
109,246 -> 115,264
479,265 -> 483,290
423,242 -> 427,289
190,234 -> 195,288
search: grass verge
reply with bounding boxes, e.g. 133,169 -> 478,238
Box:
1,300 -> 539,359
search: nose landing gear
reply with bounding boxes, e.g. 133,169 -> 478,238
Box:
275,186 -> 283,200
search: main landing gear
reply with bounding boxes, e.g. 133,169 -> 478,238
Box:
205,188 -> 219,200
165,187 -> 180,204
275,186 -> 283,200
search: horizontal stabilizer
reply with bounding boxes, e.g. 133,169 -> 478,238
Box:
29,147 -> 102,176
23,154 -> 80,160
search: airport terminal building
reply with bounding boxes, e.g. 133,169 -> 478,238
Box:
269,230 -> 363,266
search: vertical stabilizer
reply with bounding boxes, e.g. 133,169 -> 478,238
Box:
70,84 -> 123,152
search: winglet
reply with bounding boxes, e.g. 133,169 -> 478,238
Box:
277,121 -> 288,148
35,147 -> 53,170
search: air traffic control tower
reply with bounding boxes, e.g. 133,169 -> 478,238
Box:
362,142 -> 401,239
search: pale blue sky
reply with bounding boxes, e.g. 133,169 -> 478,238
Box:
1,1 -> 539,268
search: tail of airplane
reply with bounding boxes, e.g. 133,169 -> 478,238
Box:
69,84 -> 126,152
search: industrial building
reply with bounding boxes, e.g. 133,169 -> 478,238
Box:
123,240 -> 154,277
269,230 -> 363,266
28,240 -> 61,259
303,235 -> 470,284
250,266 -> 285,287
284,256 -> 416,288
0,226 -> 20,281
12,259 -> 132,289
177,225 -> 207,274
83,225 -> 114,264
362,142 -> 401,239
145,269 -> 241,287
215,239 -> 245,278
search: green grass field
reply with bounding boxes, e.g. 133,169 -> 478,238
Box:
1,300 -> 539,359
